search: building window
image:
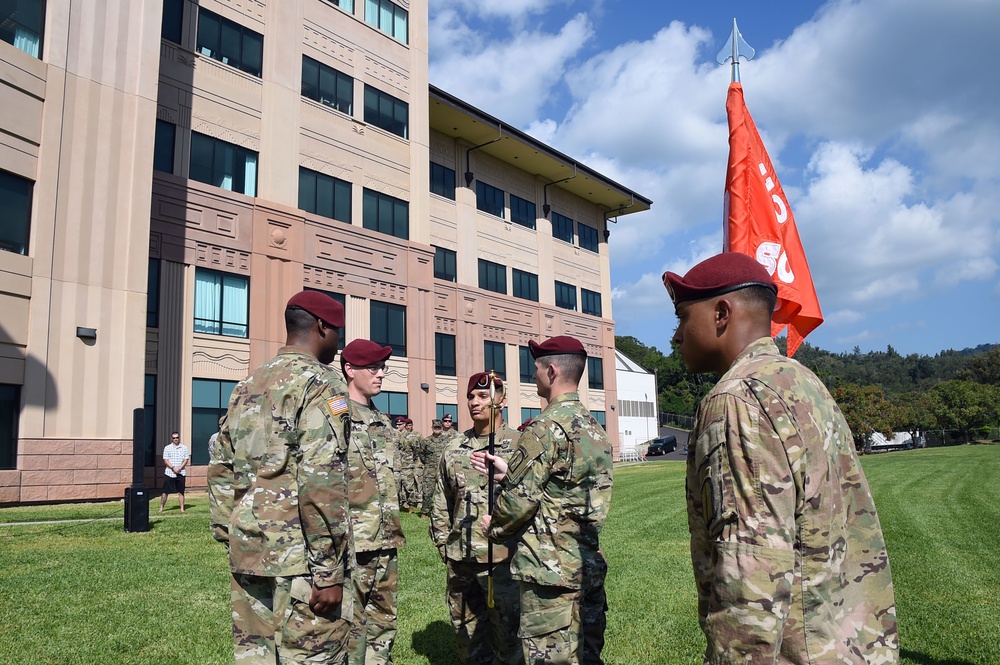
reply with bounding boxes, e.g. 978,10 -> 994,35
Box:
299,168 -> 352,223
484,341 -> 506,380
0,384 -> 19,470
581,288 -> 602,317
371,300 -> 406,357
362,188 -> 408,239
364,85 -> 408,138
301,55 -> 353,115
430,162 -> 456,200
1,0 -> 44,58
433,246 -> 457,282
325,0 -> 354,13
520,407 -> 541,424
364,0 -> 407,43
592,410 -> 606,429
161,0 -> 183,44
144,375 -> 157,466
194,268 -> 249,338
476,181 -> 505,218
588,357 -> 604,390
478,259 -> 506,295
191,378 -> 238,465
435,333 -> 456,376
304,288 -> 346,350
555,280 -> 577,311
519,346 -> 533,383
153,120 -> 176,174
436,403 -> 458,421
552,212 -> 574,244
512,269 -> 538,302
372,390 -> 408,420
189,132 -> 258,196
510,194 -> 536,229
147,259 -> 160,328
579,223 -> 599,252
0,170 -> 33,255
196,8 -> 263,78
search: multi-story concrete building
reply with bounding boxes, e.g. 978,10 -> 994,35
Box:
0,0 -> 649,504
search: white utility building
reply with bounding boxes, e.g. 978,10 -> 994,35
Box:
614,350 -> 659,461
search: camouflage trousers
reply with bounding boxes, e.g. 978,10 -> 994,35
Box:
517,582 -> 607,665
446,559 -> 523,665
420,467 -> 437,515
398,455 -> 418,510
348,549 -> 398,665
231,572 -> 350,664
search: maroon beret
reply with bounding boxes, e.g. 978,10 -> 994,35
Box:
342,339 -> 392,366
404,418 -> 413,425
394,416 -> 405,425
528,335 -> 586,359
662,252 -> 777,305
286,290 -> 345,328
441,413 -> 454,422
467,371 -> 504,397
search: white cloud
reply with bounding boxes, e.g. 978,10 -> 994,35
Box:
429,13 -> 593,126
428,0 -> 1000,353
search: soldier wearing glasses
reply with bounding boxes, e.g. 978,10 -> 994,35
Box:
341,339 -> 406,665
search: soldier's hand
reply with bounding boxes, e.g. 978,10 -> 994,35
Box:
471,451 -> 507,482
480,514 -> 492,531
309,583 -> 343,615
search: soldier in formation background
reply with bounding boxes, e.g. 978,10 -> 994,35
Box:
399,417 -> 423,512
663,252 -> 899,664
430,372 -> 523,665
341,339 -> 406,665
208,291 -> 353,663
419,418 -> 448,516
475,336 -> 613,665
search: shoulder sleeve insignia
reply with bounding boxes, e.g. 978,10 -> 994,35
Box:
504,435 -> 545,487
325,394 -> 349,420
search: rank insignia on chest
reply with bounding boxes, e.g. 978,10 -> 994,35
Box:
325,394 -> 349,419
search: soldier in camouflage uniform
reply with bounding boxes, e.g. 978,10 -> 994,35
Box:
341,339 -> 406,665
419,419 -> 449,516
400,418 -> 422,512
208,290 -> 353,664
475,336 -> 613,665
663,252 -> 899,664
430,372 -> 523,665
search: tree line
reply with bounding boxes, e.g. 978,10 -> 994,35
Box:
615,336 -> 1000,450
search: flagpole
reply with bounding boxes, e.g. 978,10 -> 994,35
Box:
717,18 -> 755,83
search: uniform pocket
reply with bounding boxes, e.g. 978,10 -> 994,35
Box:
519,595 -> 575,638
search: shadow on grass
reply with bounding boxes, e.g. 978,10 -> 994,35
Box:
901,650 -> 978,665
411,620 -> 459,665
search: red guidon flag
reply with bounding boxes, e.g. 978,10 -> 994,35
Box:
723,82 -> 823,356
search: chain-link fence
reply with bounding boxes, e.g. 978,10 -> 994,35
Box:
660,413 -> 694,429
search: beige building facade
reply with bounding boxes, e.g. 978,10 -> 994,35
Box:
0,0 -> 649,504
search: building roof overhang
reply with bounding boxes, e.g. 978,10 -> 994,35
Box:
429,85 -> 652,219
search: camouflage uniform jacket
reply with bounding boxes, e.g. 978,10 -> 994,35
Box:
487,393 -> 613,590
207,347 -> 352,589
419,433 -> 448,470
429,423 -> 520,563
347,400 -> 406,553
688,337 -> 898,665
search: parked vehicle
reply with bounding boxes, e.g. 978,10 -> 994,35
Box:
646,435 -> 677,456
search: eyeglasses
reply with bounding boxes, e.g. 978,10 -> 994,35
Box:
358,363 -> 386,373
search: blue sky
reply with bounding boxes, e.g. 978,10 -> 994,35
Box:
427,0 -> 1000,356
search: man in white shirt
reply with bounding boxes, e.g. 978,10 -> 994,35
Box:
160,431 -> 191,513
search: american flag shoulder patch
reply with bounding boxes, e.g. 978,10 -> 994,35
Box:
325,394 -> 349,419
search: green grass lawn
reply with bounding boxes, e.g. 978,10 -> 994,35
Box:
1,446 -> 997,664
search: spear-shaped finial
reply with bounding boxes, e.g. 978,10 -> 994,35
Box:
717,18 -> 755,83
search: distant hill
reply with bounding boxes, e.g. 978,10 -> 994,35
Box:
616,334 -> 1000,417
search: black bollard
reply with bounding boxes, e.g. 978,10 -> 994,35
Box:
124,407 -> 149,532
